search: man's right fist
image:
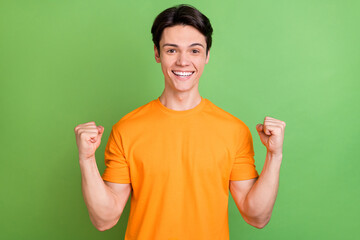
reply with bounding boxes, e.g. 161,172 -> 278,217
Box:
74,121 -> 104,160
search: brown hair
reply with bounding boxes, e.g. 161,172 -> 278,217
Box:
151,4 -> 213,56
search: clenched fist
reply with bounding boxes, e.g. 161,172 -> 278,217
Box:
74,121 -> 104,160
256,116 -> 286,156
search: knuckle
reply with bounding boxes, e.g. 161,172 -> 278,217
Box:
74,125 -> 81,132
78,130 -> 87,137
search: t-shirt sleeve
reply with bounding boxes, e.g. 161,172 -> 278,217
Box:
230,123 -> 259,181
101,125 -> 131,183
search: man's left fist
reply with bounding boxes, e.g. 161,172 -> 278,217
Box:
256,116 -> 286,155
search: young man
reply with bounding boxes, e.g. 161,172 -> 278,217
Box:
74,4 -> 286,240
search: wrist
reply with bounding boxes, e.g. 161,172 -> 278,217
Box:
266,151 -> 283,159
79,155 -> 96,164
264,151 -> 283,172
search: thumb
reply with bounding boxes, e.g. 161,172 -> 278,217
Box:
256,124 -> 267,139
97,126 -> 104,136
256,124 -> 263,132
93,126 -> 104,147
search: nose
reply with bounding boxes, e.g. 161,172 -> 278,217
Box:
176,52 -> 190,66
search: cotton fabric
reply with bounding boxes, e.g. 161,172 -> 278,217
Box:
102,96 -> 258,240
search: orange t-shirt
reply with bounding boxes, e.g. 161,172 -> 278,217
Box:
102,96 -> 259,240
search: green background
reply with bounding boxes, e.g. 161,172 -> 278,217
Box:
1,0 -> 359,239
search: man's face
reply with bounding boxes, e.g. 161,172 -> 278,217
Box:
154,25 -> 210,93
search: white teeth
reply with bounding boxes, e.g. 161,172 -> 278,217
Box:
173,71 -> 194,76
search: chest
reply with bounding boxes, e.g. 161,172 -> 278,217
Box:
125,120 -> 235,185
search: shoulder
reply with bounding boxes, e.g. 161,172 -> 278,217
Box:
112,99 -> 155,132
204,98 -> 249,131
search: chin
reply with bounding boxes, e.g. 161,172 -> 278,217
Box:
172,82 -> 199,93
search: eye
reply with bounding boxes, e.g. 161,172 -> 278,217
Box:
167,49 -> 176,54
192,49 -> 200,54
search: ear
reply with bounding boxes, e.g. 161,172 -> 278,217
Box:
205,50 -> 210,64
154,45 -> 161,63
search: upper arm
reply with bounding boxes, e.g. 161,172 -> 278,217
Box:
229,178 -> 257,213
104,181 -> 132,214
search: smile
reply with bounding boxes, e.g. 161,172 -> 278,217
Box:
172,71 -> 195,77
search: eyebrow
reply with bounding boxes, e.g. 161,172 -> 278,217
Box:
162,43 -> 205,48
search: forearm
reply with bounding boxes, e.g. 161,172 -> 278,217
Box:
79,157 -> 121,230
242,152 -> 282,226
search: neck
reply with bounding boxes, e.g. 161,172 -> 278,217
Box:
159,89 -> 202,111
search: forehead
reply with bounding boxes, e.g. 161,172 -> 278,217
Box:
160,25 -> 206,46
